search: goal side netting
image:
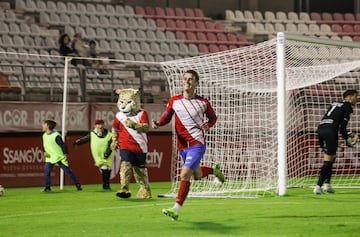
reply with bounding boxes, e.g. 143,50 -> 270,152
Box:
159,33 -> 360,198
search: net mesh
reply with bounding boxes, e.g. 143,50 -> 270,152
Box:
160,35 -> 360,198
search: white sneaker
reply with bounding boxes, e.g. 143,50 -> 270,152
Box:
323,183 -> 335,194
313,185 -> 323,195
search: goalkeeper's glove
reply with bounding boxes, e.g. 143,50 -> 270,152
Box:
346,132 -> 357,148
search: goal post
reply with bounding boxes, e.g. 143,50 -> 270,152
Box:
160,33 -> 360,198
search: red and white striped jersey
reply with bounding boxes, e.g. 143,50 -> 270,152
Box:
158,94 -> 217,150
112,110 -> 149,153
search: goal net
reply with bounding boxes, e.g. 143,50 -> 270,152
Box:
160,33 -> 360,198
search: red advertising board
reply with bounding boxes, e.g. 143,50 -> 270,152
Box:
0,133 -> 172,187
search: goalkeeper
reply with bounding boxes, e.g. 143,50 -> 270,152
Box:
152,69 -> 225,221
314,89 -> 358,194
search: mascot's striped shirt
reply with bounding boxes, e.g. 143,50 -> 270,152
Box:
157,94 -> 217,150
112,110 -> 149,153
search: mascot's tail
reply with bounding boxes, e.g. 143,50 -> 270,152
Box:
110,151 -> 121,179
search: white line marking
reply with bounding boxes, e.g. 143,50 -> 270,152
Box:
0,202 -> 174,219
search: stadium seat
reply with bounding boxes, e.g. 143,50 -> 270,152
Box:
264,11 -> 279,23
79,14 -> 90,26
195,20 -> 206,30
175,19 -> 186,29
175,7 -> 185,18
90,15 -> 101,27
276,11 -> 288,23
124,5 -> 136,16
264,23 -> 275,33
320,24 -> 334,35
219,45 -> 229,51
185,8 -> 195,18
146,30 -> 157,41
119,41 -> 131,53
185,20 -> 196,30
166,19 -> 176,29
117,29 -> 127,40
308,23 -> 321,34
217,32 -> 228,42
225,10 -> 236,21
341,35 -> 353,41
209,44 -> 220,53
253,11 -> 263,21
332,12 -> 344,22
96,4 -> 107,15
342,24 -> 354,33
299,12 -> 311,22
126,29 -> 137,40
150,42 -> 161,54
274,23 -> 285,32
165,7 -> 176,17
156,18 -> 166,28
146,19 -> 157,30
145,6 -> 156,16
310,12 -> 321,21
0,22 -> 9,34
155,30 -> 167,41
234,10 -> 249,22
331,24 -> 343,33
198,44 -> 209,54
106,28 -> 117,40
288,12 -> 301,23
169,42 -> 180,55
155,7 -> 166,17
118,17 -> 129,28
186,31 -> 197,42
321,12 -> 333,22
285,23 -> 297,33
194,8 -> 205,18
85,27 -> 96,39
76,3 -> 87,14
140,41 -> 151,53
344,13 -> 356,22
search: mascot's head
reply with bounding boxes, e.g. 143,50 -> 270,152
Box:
115,88 -> 141,115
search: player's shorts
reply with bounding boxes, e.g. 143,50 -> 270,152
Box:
120,149 -> 146,168
318,126 -> 338,155
179,144 -> 206,171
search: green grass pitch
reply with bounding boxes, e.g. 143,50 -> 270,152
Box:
1,182 -> 360,237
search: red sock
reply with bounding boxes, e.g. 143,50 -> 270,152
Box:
176,180 -> 190,206
200,166 -> 213,178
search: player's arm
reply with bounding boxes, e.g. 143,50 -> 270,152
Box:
204,99 -> 217,129
55,135 -> 68,156
340,104 -> 353,140
104,134 -> 112,159
73,133 -> 90,147
152,100 -> 174,128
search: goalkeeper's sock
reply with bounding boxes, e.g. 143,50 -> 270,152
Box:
176,180 -> 190,206
324,161 -> 334,184
200,166 -> 213,178
317,161 -> 332,186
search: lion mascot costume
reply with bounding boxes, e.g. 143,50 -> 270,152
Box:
111,88 -> 152,199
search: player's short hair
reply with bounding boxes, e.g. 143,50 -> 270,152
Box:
44,120 -> 56,130
343,89 -> 358,98
185,70 -> 199,82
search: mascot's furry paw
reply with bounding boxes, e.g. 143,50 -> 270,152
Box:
125,118 -> 136,129
136,186 -> 152,199
116,188 -> 131,199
